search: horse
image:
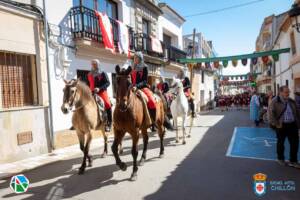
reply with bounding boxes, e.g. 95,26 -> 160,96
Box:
61,79 -> 107,174
112,65 -> 165,181
168,78 -> 191,144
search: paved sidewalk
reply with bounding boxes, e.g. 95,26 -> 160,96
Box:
0,137 -> 109,180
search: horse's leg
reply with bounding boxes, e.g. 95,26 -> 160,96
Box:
174,117 -> 179,143
158,124 -> 165,158
119,141 -> 123,155
139,128 -> 148,166
182,116 -> 186,145
101,131 -> 108,158
77,131 -> 86,174
111,130 -> 127,171
188,115 -> 193,138
85,132 -> 93,167
130,132 -> 139,181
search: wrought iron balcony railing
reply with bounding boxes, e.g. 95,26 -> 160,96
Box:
163,45 -> 187,62
69,6 -> 134,51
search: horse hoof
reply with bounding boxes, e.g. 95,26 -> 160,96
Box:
182,141 -> 186,145
78,168 -> 85,175
119,149 -> 124,155
139,158 -> 145,166
101,153 -> 107,158
159,154 -> 164,158
130,173 -> 138,181
119,162 -> 127,171
88,161 -> 93,167
175,140 -> 179,143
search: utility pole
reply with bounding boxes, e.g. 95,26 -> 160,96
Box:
190,28 -> 196,91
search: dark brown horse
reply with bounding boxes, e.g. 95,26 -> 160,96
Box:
112,66 -> 165,181
61,79 -> 107,174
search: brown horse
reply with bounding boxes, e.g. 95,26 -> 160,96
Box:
61,79 -> 107,174
112,66 -> 165,181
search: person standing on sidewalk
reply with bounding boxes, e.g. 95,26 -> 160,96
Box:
250,90 -> 260,127
270,86 -> 300,168
294,87 -> 300,113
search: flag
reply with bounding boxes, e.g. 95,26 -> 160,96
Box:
251,57 -> 258,65
96,11 -> 114,53
117,20 -> 129,55
232,60 -> 238,67
214,61 -> 220,68
262,56 -> 269,64
151,36 -> 163,54
242,58 -> 248,66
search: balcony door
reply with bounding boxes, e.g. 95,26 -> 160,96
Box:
74,0 -> 118,20
163,34 -> 172,47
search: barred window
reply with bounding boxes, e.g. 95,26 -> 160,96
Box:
0,51 -> 38,109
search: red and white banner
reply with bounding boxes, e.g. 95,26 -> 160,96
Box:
151,36 -> 163,54
117,20 -> 129,56
95,11 -> 114,53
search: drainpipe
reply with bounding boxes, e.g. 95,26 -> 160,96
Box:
43,0 -> 55,150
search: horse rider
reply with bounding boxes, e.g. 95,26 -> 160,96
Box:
87,59 -> 112,132
131,52 -> 173,130
178,69 -> 196,118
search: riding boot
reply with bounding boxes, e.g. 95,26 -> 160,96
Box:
105,108 -> 112,132
148,108 -> 156,124
189,99 -> 196,118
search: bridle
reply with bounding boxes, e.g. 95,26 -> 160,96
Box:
66,85 -> 86,112
116,74 -> 133,112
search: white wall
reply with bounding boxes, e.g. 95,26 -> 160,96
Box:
158,7 -> 184,49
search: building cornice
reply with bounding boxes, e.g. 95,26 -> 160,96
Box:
158,3 -> 185,23
136,0 -> 163,15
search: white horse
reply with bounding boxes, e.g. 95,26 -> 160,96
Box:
169,78 -> 190,144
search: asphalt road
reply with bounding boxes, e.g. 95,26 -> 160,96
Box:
0,110 -> 300,200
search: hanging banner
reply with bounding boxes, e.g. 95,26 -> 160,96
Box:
262,56 -> 269,64
214,61 -> 219,69
251,57 -> 258,65
222,60 -> 228,68
242,58 -> 248,66
117,20 -> 129,55
96,11 -> 115,53
272,54 -> 279,62
151,36 -> 163,54
205,62 -> 211,69
232,60 -> 238,67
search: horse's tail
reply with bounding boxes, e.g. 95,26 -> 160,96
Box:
163,115 -> 174,130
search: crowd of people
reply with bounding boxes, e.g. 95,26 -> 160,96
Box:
215,93 -> 251,111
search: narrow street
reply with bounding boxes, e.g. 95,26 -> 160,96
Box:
1,110 -> 299,200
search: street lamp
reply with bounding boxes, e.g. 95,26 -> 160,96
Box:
289,3 -> 300,33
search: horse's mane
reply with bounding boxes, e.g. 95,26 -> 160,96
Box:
76,80 -> 93,101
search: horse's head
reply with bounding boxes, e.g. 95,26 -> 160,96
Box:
115,65 -> 132,110
61,79 -> 80,114
170,77 -> 183,94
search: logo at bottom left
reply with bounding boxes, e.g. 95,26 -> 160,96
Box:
10,174 -> 30,194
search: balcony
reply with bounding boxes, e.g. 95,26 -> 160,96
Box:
69,6 -> 135,52
163,45 -> 187,63
134,33 -> 164,58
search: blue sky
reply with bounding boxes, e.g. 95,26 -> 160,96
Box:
161,0 -> 294,75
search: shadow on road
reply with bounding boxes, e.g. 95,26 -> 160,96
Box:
0,134 -> 175,200
144,110 -> 300,200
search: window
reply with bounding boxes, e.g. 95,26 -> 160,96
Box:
286,80 -> 289,87
0,51 -> 38,109
201,70 -> 204,83
142,19 -> 150,35
73,0 -> 118,20
290,31 -> 297,55
163,34 -> 172,47
98,0 -> 118,19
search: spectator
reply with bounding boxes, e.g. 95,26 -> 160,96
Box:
270,86 -> 300,168
250,90 -> 260,127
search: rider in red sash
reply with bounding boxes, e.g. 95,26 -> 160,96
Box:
87,59 -> 112,132
131,52 -> 173,130
178,69 -> 196,118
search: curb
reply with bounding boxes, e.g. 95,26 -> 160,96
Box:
0,136 -> 112,180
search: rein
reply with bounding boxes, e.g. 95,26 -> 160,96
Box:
69,87 -> 87,112
116,74 -> 134,113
